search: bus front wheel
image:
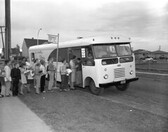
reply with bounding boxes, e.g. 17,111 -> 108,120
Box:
90,80 -> 104,95
115,83 -> 129,91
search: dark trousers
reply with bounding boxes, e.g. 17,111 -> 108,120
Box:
40,75 -> 46,92
61,75 -> 68,90
12,79 -> 19,96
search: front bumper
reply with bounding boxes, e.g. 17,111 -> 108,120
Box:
99,77 -> 139,87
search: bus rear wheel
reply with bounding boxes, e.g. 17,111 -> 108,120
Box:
115,83 -> 129,91
90,80 -> 104,95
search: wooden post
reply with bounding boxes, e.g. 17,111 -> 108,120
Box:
5,0 -> 11,60
55,34 -> 59,88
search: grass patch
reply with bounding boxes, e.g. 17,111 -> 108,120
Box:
19,88 -> 168,132
136,62 -> 168,74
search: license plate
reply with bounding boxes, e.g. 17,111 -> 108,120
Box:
120,80 -> 126,84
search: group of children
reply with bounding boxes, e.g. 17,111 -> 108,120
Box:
0,55 -> 83,97
0,58 -> 45,97
0,59 -> 31,97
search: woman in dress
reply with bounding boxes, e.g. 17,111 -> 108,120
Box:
69,55 -> 77,90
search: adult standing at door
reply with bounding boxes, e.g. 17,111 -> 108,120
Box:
69,55 -> 77,90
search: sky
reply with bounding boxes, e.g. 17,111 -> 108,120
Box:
0,0 -> 168,51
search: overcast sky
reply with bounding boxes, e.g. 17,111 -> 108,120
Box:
0,0 -> 168,51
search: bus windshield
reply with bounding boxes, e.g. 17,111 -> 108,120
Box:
93,43 -> 132,59
116,44 -> 132,56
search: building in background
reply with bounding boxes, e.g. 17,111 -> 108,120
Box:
151,50 -> 168,59
134,49 -> 168,60
22,38 -> 48,58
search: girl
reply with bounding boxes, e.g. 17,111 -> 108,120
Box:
34,62 -> 41,94
20,63 -> 30,95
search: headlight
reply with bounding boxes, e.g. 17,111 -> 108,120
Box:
129,70 -> 133,75
104,74 -> 108,79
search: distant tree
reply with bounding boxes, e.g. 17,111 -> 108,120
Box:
15,44 -> 21,56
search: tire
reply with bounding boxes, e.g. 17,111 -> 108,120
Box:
89,80 -> 104,95
115,83 -> 129,91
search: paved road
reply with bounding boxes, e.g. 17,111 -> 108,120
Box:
100,74 -> 168,118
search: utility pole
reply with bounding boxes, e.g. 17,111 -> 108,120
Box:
5,0 -> 11,60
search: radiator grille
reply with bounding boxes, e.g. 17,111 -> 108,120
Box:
114,68 -> 125,78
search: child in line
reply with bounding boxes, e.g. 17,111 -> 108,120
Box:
27,66 -> 34,93
34,62 -> 41,94
60,58 -> 70,91
4,60 -> 12,96
11,62 -> 21,96
20,63 -> 30,95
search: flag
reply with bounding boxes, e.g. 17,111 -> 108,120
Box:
48,34 -> 59,44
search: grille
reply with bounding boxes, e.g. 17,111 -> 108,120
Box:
114,68 -> 125,78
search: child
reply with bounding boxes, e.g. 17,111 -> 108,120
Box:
40,60 -> 46,93
11,62 -> 21,96
60,59 -> 69,91
34,62 -> 41,94
4,60 -> 12,96
20,63 -> 30,95
27,66 -> 34,93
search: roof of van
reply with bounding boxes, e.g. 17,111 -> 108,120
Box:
29,36 -> 131,51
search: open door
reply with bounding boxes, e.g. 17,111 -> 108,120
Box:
68,48 -> 83,87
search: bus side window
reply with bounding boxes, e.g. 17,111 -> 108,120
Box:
31,53 -> 35,61
81,47 -> 95,66
59,48 -> 68,62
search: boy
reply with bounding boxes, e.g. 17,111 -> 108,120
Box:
60,58 -> 69,91
11,62 -> 21,96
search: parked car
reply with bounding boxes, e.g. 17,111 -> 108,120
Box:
142,57 -> 157,63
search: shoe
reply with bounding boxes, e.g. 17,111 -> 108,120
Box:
0,94 -> 4,98
19,93 -> 24,95
64,89 -> 70,92
59,89 -> 63,92
70,87 -> 76,90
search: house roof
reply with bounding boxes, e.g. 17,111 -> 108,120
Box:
152,50 -> 168,54
134,49 -> 151,54
24,38 -> 48,48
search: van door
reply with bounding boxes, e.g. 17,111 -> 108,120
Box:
81,46 -> 95,87
68,48 -> 83,87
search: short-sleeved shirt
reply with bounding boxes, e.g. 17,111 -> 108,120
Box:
60,63 -> 67,75
48,63 -> 55,71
